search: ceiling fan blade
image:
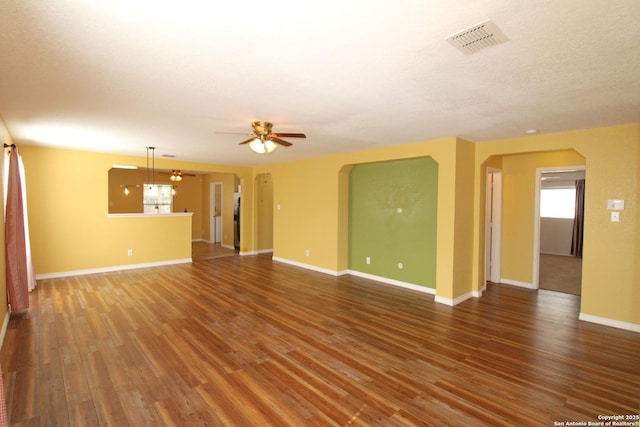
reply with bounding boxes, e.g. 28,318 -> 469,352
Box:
272,132 -> 306,138
270,136 -> 293,147
239,136 -> 256,145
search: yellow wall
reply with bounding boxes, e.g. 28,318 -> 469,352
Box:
452,139 -> 476,299
17,145 -> 252,275
474,124 -> 639,325
255,173 -> 273,252
172,174 -> 203,240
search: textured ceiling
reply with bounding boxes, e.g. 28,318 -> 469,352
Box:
1,1 -> 639,166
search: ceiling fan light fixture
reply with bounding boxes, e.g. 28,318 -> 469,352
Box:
170,170 -> 183,181
249,138 -> 277,154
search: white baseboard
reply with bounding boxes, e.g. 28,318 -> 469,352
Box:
348,270 -> 435,295
200,240 -> 228,246
0,309 -> 10,350
35,258 -> 192,280
435,290 -> 482,307
579,313 -> 640,333
272,256 -> 341,276
271,258 -> 437,295
540,251 -> 573,257
241,248 -> 273,256
500,278 -> 536,289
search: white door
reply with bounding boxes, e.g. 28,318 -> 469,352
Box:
485,169 -> 502,284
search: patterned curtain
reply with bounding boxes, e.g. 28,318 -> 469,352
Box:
571,179 -> 585,258
0,367 -> 6,426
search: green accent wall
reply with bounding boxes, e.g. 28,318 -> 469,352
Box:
349,157 -> 438,288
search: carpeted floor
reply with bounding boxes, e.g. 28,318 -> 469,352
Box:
539,253 -> 582,295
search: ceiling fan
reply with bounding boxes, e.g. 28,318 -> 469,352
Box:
238,121 -> 306,153
165,170 -> 195,182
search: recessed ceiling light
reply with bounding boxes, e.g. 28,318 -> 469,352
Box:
525,129 -> 538,135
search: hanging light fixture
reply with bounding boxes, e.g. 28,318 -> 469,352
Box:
170,170 -> 183,182
249,136 -> 278,154
120,184 -> 140,195
146,146 -> 156,189
118,147 -> 157,198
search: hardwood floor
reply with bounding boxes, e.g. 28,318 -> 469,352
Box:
191,241 -> 237,261
2,255 -> 639,426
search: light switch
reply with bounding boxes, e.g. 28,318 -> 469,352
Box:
607,199 -> 625,210
611,212 -> 620,222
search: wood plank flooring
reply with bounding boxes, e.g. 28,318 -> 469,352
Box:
191,242 -> 237,261
2,255 -> 639,426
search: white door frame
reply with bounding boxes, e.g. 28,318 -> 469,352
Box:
533,165 -> 585,289
485,168 -> 502,284
210,182 -> 223,243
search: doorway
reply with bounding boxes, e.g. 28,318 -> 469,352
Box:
534,167 -> 585,295
210,182 -> 222,243
485,168 -> 502,285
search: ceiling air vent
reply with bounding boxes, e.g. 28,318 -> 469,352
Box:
445,19 -> 508,55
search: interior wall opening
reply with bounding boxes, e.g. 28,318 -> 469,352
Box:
536,167 -> 585,296
481,149 -> 586,299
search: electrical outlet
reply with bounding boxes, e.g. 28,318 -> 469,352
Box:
366,256 -> 371,264
127,249 -> 133,256
306,249 -> 310,257
397,262 -> 404,269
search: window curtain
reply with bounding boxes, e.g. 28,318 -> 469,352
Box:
4,144 -> 35,313
571,179 -> 585,258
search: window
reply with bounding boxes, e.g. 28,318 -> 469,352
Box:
540,188 -> 575,219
